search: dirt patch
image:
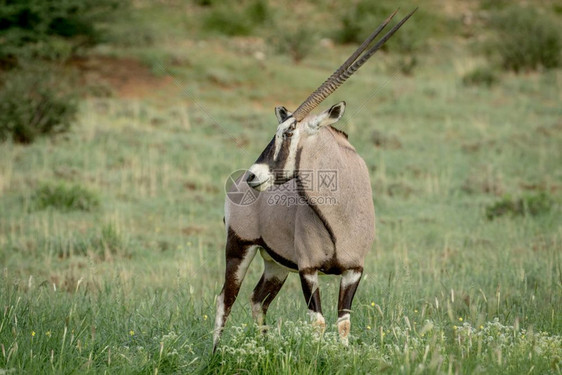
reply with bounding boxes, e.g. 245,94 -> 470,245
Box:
69,56 -> 173,98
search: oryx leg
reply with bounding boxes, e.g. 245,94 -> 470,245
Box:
250,259 -> 289,332
299,268 -> 325,330
213,241 -> 257,352
337,268 -> 363,345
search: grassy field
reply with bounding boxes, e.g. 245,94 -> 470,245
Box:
1,1 -> 561,374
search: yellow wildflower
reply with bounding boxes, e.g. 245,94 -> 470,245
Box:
46,331 -> 52,337
458,317 -> 463,322
371,302 -> 375,307
129,330 -> 135,336
31,331 -> 36,337
367,325 -> 371,330
204,315 -> 208,320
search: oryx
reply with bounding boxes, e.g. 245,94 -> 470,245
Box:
214,9 -> 415,351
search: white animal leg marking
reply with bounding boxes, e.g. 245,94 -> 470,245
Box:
337,269 -> 363,345
341,270 -> 362,289
214,245 -> 257,351
337,313 -> 351,346
308,310 -> 326,330
251,299 -> 265,326
303,272 -> 319,293
308,310 -> 325,325
250,259 -> 289,331
235,246 -> 258,283
300,270 -> 324,331
213,292 -> 225,349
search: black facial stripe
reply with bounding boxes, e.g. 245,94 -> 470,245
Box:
277,134 -> 292,163
255,137 -> 276,165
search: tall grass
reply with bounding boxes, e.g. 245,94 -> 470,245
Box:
0,1 -> 561,374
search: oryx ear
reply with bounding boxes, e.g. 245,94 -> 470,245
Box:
275,106 -> 292,124
315,101 -> 346,128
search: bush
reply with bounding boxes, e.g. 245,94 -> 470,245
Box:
202,0 -> 270,36
462,67 -> 498,87
32,182 -> 100,212
270,25 -> 317,63
0,0 -> 126,66
485,192 -> 554,220
490,6 -> 561,72
0,65 -> 78,143
334,2 -> 446,54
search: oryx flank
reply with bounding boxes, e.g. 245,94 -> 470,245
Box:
214,9 -> 415,351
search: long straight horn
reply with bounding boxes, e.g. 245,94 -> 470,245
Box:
292,8 -> 417,122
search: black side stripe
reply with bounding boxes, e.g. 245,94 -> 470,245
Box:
227,227 -> 298,270
294,147 -> 337,248
257,238 -> 298,271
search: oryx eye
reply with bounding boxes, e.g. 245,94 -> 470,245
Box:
284,122 -> 296,139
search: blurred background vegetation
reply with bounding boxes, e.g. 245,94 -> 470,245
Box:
0,0 -> 560,143
0,0 -> 561,373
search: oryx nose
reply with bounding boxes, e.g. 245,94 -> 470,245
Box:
246,172 -> 256,183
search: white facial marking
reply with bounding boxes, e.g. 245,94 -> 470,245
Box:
247,163 -> 273,191
283,127 -> 300,176
235,246 -> 257,283
273,118 -> 296,160
341,270 -> 362,289
273,134 -> 282,161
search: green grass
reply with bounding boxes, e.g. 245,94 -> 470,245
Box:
1,1 -> 562,374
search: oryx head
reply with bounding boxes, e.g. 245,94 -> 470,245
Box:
246,9 -> 416,191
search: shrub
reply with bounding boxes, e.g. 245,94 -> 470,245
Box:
485,192 -> 554,220
479,0 -> 511,10
202,0 -> 270,36
490,6 -> 561,72
398,55 -> 418,75
462,67 -> 498,87
0,65 -> 78,143
32,182 -> 100,212
525,192 -> 555,216
334,2 -> 446,54
270,25 -> 317,63
194,0 -> 215,6
0,0 -> 126,66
